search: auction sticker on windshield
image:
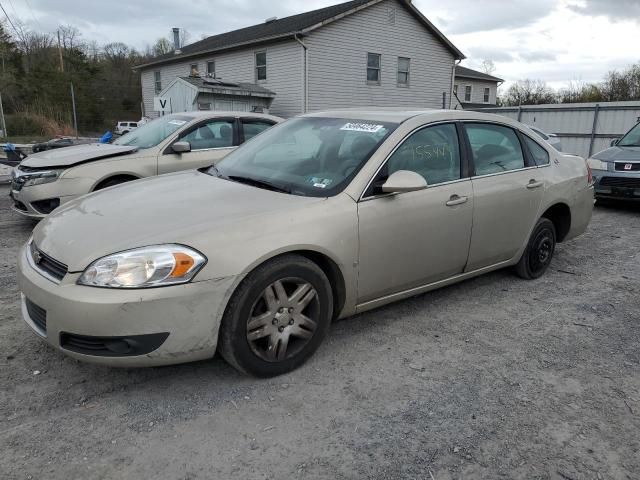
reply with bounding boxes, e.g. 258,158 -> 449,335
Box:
340,123 -> 384,133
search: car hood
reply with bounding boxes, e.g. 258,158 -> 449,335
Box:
32,171 -> 325,273
591,146 -> 640,162
20,143 -> 138,168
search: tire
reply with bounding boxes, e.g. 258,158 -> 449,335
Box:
218,254 -> 333,377
94,176 -> 135,191
515,217 -> 556,280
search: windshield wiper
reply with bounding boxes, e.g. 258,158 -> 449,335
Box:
227,175 -> 292,194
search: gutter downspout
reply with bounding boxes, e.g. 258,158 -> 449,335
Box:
449,58 -> 462,109
294,34 -> 308,114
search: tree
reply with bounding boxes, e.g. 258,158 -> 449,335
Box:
502,79 -> 557,106
153,37 -> 172,56
480,59 -> 496,76
600,63 -> 640,101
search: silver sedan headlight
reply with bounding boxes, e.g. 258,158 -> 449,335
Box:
587,158 -> 608,171
78,245 -> 207,288
21,170 -> 63,187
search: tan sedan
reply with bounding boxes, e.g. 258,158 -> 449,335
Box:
10,111 -> 282,218
17,110 -> 594,376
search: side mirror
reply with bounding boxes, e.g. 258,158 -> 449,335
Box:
610,138 -> 619,147
172,141 -> 191,153
382,170 -> 428,193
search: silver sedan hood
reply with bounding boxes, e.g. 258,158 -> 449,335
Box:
32,171 -> 325,273
20,143 -> 138,168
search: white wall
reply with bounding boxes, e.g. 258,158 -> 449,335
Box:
305,0 -> 456,111
141,40 -> 303,118
452,78 -> 497,108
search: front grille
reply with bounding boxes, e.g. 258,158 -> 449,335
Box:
60,332 -> 170,357
11,179 -> 24,191
615,162 -> 640,172
599,177 -> 640,189
25,298 -> 47,333
30,242 -> 68,281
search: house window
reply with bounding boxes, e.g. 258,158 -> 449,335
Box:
207,61 -> 215,77
190,63 -> 198,76
453,84 -> 458,96
367,53 -> 381,84
483,87 -> 490,103
464,85 -> 472,102
198,102 -> 211,110
397,57 -> 410,86
255,52 -> 267,81
154,71 -> 161,93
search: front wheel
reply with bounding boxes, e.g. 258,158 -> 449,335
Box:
218,255 -> 333,377
515,218 -> 556,280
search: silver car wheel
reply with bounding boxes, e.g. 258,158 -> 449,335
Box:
246,278 -> 319,362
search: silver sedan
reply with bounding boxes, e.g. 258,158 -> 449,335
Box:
18,110 -> 594,376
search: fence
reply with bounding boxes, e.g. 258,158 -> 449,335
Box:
472,101 -> 640,159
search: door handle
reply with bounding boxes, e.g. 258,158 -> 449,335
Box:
527,179 -> 544,189
446,195 -> 468,207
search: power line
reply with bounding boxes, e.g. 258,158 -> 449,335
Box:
0,1 -> 21,39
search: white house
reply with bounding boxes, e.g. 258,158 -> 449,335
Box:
134,0 -> 465,118
453,66 -> 504,109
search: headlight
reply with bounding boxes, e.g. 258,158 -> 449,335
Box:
78,244 -> 206,288
587,158 -> 608,171
22,170 -> 62,187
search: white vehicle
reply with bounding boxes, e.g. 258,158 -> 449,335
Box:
114,121 -> 140,136
528,125 -> 563,152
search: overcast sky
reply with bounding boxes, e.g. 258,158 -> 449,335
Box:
5,0 -> 640,90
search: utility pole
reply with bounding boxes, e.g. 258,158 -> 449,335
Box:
70,82 -> 78,138
0,91 -> 7,138
57,30 -> 64,72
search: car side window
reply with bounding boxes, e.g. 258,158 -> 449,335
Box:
465,123 -> 525,175
242,120 -> 274,142
388,123 -> 461,185
180,120 -> 235,150
523,135 -> 550,166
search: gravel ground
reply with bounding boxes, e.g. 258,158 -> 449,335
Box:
0,184 -> 638,480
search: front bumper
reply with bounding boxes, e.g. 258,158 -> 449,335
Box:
10,176 -> 94,218
18,244 -> 238,367
592,169 -> 640,200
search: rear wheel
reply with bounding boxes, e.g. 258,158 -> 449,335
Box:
218,255 -> 333,377
515,217 -> 556,279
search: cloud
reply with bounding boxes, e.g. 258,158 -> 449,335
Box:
518,51 -> 558,62
414,0 -> 557,34
567,0 -> 640,21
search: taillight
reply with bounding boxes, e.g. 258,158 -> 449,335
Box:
586,159 -> 593,185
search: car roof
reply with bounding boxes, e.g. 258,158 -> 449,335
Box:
302,109 -> 526,128
175,111 -> 283,122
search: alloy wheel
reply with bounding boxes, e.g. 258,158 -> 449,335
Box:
246,278 -> 320,362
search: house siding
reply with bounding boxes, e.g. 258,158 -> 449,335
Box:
140,40 -> 303,118
305,0 -> 456,112
453,78 -> 498,107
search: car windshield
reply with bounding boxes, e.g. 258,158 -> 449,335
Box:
211,117 -> 397,197
113,114 -> 192,149
618,123 -> 640,147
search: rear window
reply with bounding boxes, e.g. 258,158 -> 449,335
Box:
523,136 -> 550,166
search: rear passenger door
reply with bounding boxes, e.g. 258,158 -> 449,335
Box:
159,118 -> 238,174
463,122 -> 545,271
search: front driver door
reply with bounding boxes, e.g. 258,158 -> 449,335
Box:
158,118 -> 237,174
357,123 -> 474,304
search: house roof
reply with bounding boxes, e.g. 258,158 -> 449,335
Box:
135,0 -> 464,69
455,66 -> 503,83
167,76 -> 276,98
